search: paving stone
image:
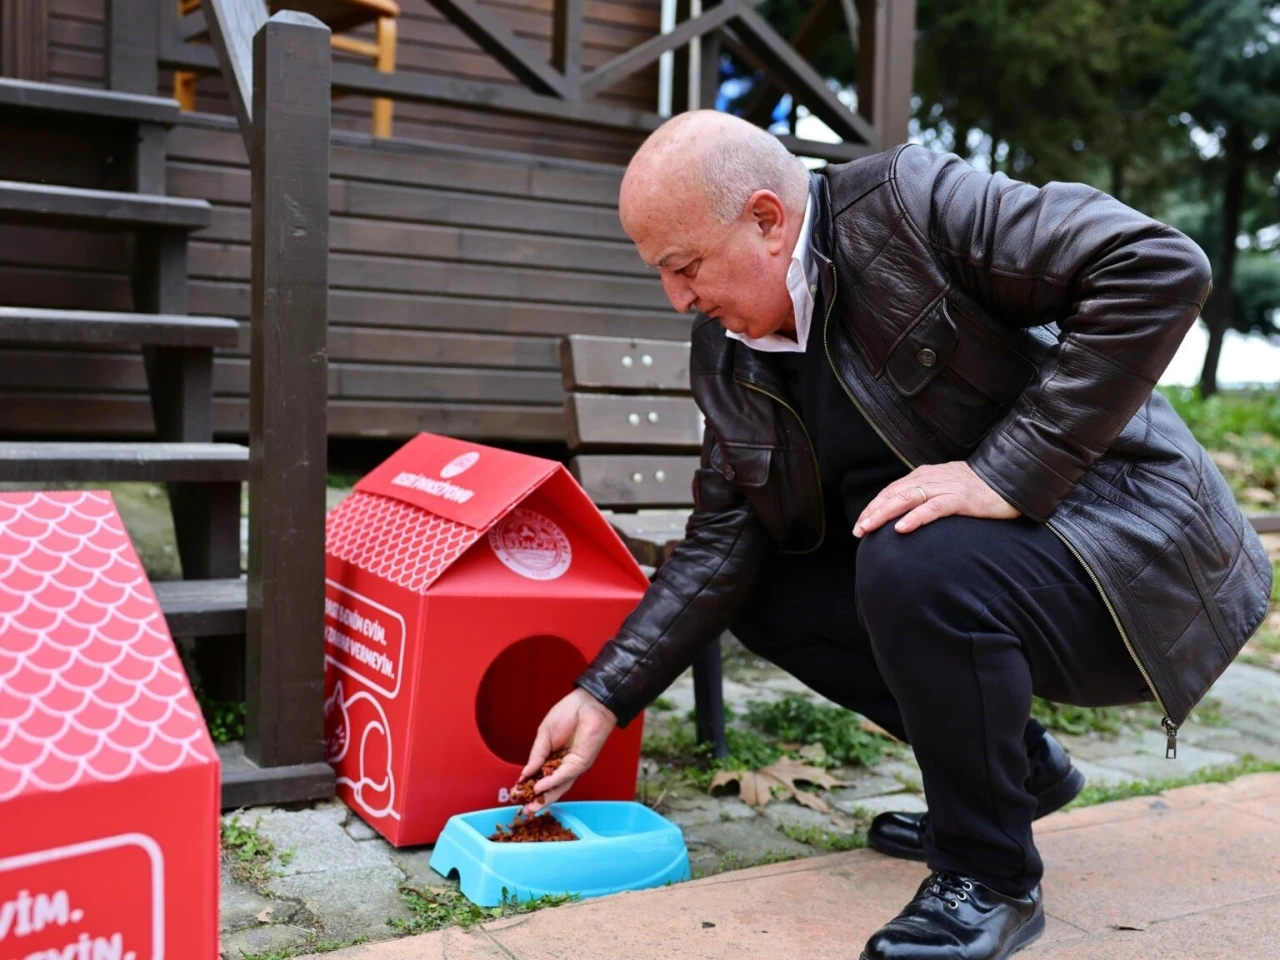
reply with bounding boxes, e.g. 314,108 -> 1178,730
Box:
1099,731 -> 1238,781
221,922 -> 311,958
253,808 -> 393,877
827,773 -> 904,805
681,817 -> 814,870
393,847 -> 456,891
1069,758 -> 1138,788
271,864 -> 411,941
345,816 -> 381,842
835,792 -> 928,817
313,800 -> 353,823
868,757 -> 924,791
663,794 -> 759,827
761,801 -> 858,835
220,871 -> 305,932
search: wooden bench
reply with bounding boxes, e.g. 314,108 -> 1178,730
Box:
562,334 -> 728,757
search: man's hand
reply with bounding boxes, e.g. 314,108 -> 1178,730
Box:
854,461 -> 1018,538
517,688 -> 617,817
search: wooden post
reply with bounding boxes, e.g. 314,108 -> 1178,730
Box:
244,10 -> 331,769
105,0 -> 157,93
856,0 -> 915,148
203,0 -> 269,154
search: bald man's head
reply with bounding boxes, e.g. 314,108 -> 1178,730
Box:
619,111 -> 811,342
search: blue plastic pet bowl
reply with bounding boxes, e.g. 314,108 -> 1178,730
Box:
428,800 -> 691,906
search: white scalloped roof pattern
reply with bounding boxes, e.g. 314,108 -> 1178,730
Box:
0,491 -> 214,802
326,491 -> 482,595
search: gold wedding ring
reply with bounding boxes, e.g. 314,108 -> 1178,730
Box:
916,486 -> 929,504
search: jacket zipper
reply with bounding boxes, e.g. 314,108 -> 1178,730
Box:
734,380 -> 826,554
815,260 -> 1179,757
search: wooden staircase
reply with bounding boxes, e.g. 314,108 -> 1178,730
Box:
0,75 -> 331,808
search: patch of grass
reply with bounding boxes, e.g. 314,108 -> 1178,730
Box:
1030,698 -> 1127,737
390,885 -> 577,935
650,696 -> 676,712
778,822 -> 869,852
222,815 -> 283,890
196,689 -> 245,743
744,695 -> 891,768
1065,755 -> 1280,810
642,713 -> 782,788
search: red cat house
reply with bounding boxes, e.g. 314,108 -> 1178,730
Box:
0,491 -> 220,959
323,433 -> 651,846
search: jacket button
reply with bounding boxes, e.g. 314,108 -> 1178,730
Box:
918,348 -> 938,367
722,464 -> 736,481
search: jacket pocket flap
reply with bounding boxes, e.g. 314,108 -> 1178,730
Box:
886,304 -> 960,398
710,442 -> 772,488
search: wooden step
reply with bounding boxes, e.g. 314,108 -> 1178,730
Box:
0,307 -> 239,348
0,180 -> 211,231
218,742 -> 335,809
0,442 -> 249,483
154,578 -> 246,637
0,77 -> 180,126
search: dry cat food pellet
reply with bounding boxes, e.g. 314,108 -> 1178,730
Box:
508,747 -> 568,805
488,811 -> 578,843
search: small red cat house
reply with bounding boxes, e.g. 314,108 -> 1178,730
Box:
323,433 -> 651,846
0,491 -> 220,959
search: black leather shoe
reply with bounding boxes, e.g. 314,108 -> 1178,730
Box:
868,731 -> 1085,862
860,873 -> 1044,960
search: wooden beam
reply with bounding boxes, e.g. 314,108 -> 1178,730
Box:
579,0 -> 745,100
1,0 -> 48,81
551,0 -> 583,89
245,10 -> 331,769
739,0 -> 842,126
105,0 -> 157,93
722,9 -> 877,145
203,0 -> 269,151
879,0 -> 915,147
426,0 -> 571,99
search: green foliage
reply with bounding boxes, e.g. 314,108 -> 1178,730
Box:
744,695 -> 892,768
650,696 -> 677,712
196,689 -> 245,744
222,816 -> 282,890
1067,755 -> 1280,809
391,885 -> 576,935
1030,699 -> 1126,737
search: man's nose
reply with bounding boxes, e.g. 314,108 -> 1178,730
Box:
660,272 -> 697,313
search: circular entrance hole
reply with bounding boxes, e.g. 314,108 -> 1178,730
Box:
475,635 -> 589,765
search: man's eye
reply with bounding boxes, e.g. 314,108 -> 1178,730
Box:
680,261 -> 700,278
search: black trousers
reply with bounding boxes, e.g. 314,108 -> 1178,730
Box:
729,516 -> 1151,897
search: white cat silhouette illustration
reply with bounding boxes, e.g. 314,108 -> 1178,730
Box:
324,679 -> 399,821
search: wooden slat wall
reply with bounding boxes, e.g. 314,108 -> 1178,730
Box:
46,0 -> 660,163
0,114 -> 686,441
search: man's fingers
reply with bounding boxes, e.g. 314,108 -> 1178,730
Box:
892,496 -> 953,534
856,484 -> 928,536
520,727 -> 553,780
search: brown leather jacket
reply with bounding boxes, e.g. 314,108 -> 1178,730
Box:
575,145 -> 1273,746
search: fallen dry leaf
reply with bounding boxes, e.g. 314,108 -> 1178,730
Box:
256,906 -> 274,924
859,718 -> 902,742
709,757 -> 846,811
1113,920 -> 1149,931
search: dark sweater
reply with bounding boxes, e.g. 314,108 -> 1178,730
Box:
770,318 -> 908,552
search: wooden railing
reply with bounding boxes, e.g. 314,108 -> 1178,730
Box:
116,0 -> 916,163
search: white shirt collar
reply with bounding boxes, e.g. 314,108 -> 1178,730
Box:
725,193 -> 817,354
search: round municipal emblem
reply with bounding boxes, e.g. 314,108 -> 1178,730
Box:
440,451 -> 480,478
488,508 -> 572,581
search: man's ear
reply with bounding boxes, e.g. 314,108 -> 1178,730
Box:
746,190 -> 788,252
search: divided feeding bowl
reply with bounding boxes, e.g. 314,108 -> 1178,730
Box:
428,800 -> 691,906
